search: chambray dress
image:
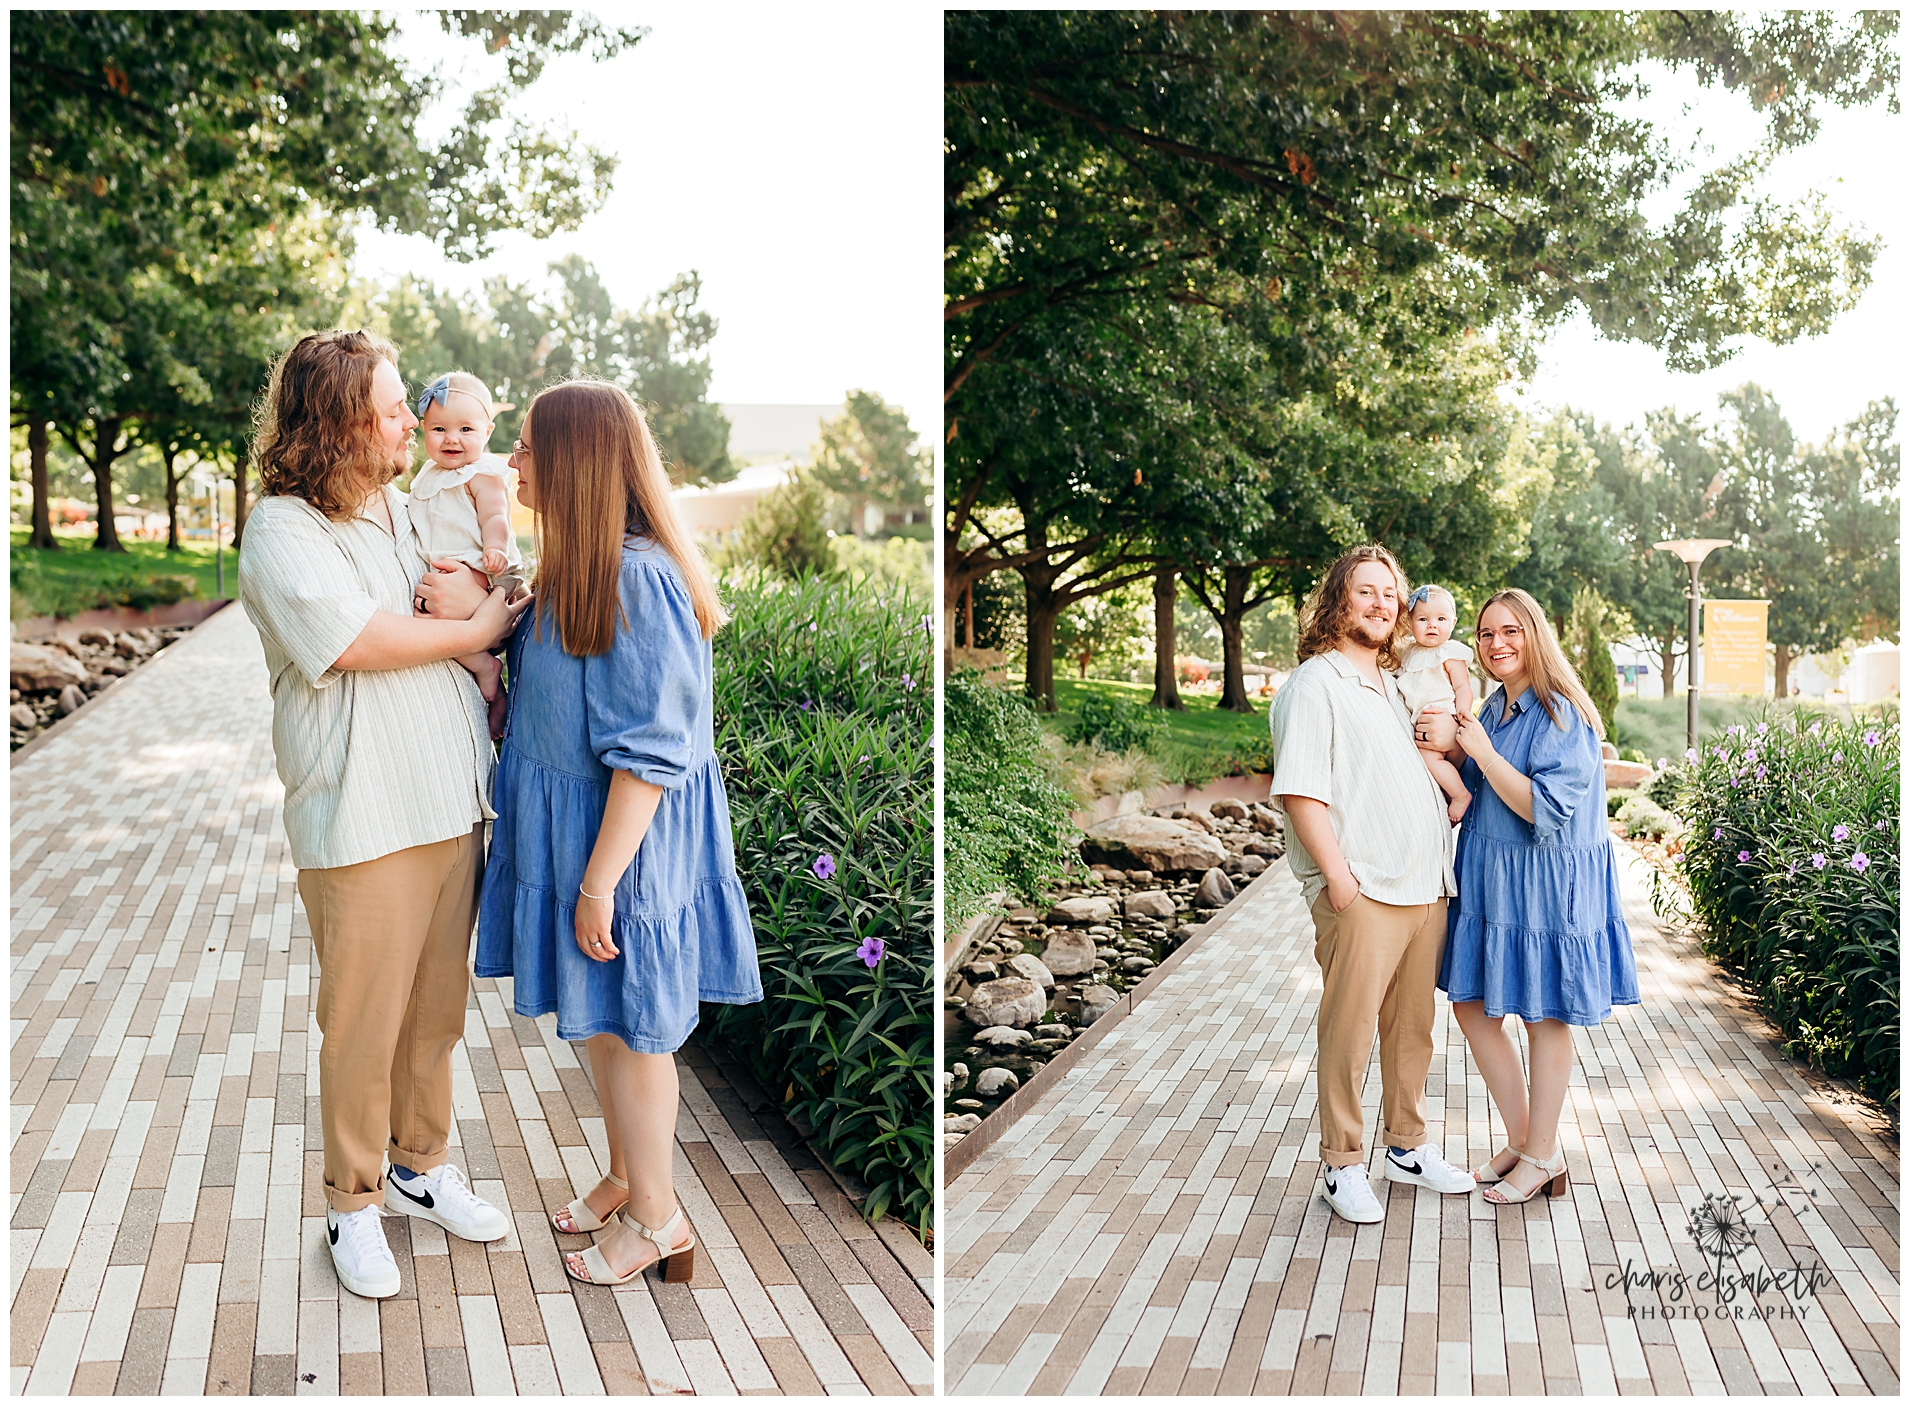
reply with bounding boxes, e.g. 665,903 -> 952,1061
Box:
1437,686 -> 1639,1026
475,536 -> 762,1052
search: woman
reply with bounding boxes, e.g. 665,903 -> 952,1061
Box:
1438,588 -> 1638,1205
475,380 -> 763,1285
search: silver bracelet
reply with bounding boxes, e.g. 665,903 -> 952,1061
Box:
579,883 -> 612,902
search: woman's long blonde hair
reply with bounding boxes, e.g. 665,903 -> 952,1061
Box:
523,380 -> 726,652
1474,587 -> 1605,739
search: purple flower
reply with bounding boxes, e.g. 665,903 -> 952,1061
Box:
1755,722 -> 1768,735
811,853 -> 836,881
1657,758 -> 1668,770
921,614 -> 932,635
1832,824 -> 1849,842
1833,751 -> 1843,763
901,673 -> 915,692
1850,852 -> 1870,874
1787,862 -> 1797,877
859,754 -> 869,765
1685,748 -> 1699,763
1738,850 -> 1751,863
856,936 -> 886,967
1713,827 -> 1723,840
808,621 -> 817,632
1812,853 -> 1827,870
798,698 -> 812,712
1864,729 -> 1881,748
1877,819 -> 1889,832
1755,766 -> 1766,781
1744,749 -> 1757,763
1730,777 -> 1740,788
1808,721 -> 1823,735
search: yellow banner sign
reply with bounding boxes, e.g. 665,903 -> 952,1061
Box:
1704,600 -> 1770,695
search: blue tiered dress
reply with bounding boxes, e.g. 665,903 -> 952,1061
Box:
475,536 -> 762,1053
1437,686 -> 1639,1026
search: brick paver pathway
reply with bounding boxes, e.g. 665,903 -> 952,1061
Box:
11,603 -> 933,1396
946,852 -> 1898,1395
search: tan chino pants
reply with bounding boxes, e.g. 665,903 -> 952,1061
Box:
298,826 -> 483,1212
1311,890 -> 1448,1167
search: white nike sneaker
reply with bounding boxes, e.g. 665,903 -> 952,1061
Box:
1384,1143 -> 1479,1194
384,1162 -> 511,1242
1321,1162 -> 1385,1223
327,1205 -> 401,1299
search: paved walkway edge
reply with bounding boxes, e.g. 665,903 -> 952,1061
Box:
947,867 -> 1277,1181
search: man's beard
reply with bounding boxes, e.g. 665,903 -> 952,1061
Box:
1345,609 -> 1395,649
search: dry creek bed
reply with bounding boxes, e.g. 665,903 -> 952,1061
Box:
942,797 -> 1285,1151
9,626 -> 192,751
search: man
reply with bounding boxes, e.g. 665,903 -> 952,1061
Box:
1267,544 -> 1476,1223
239,330 -> 530,1298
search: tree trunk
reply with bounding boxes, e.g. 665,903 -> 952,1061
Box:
1077,649 -> 1091,680
161,442 -> 182,552
86,417 -> 127,552
27,418 -> 56,549
1773,642 -> 1791,698
1019,557 -> 1063,711
1151,566 -> 1183,710
1660,632 -> 1678,704
233,450 -> 251,548
963,584 -> 974,648
1215,565 -> 1254,712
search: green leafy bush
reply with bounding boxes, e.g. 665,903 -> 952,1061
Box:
945,668 -> 1077,927
1616,794 -> 1677,840
1642,763 -> 1688,812
1065,692 -> 1164,753
1607,789 -> 1633,818
699,571 -> 933,1233
1677,709 -> 1899,1106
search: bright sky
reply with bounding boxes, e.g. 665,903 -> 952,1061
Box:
351,4 -> 941,436
1520,62 -> 1905,446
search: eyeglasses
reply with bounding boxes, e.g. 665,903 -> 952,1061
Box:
1475,625 -> 1525,644
511,439 -> 532,457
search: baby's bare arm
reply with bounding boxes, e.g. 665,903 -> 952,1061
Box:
471,473 -> 515,555
1445,658 -> 1475,716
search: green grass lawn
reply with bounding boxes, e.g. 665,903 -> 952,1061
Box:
10,526 -> 236,620
1045,675 -> 1275,782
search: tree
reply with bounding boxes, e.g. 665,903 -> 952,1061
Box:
1504,414 -> 1630,630
1054,581 -> 1147,681
810,392 -> 930,536
1569,589 -> 1621,738
729,471 -> 836,582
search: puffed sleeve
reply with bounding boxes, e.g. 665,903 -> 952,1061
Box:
237,503 -> 379,689
1442,639 -> 1475,665
1267,673 -> 1333,815
1526,699 -> 1598,840
582,556 -> 706,788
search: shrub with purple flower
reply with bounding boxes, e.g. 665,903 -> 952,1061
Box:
1676,706 -> 1897,1106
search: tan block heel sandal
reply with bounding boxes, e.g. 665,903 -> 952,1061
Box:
564,1205 -> 696,1287
552,1172 -> 628,1234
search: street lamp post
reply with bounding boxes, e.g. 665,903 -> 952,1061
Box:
1654,538 -> 1731,755
212,473 -> 225,598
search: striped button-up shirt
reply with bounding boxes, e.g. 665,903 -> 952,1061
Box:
239,489 -> 494,871
1267,648 -> 1456,907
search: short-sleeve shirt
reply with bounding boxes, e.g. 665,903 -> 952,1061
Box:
238,489 -> 494,870
1267,648 -> 1456,906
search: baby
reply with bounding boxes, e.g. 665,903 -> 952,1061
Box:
1397,584 -> 1477,822
409,373 -> 525,720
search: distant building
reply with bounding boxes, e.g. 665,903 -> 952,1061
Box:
717,404 -> 839,461
672,459 -> 799,539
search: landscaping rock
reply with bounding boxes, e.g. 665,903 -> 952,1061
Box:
1005,953 -> 1055,989
943,1113 -> 982,1134
76,628 -> 114,649
962,961 -> 1000,982
9,703 -> 36,729
1120,955 -> 1156,973
1124,870 -> 1154,884
56,684 -> 86,716
1039,929 -> 1097,976
1244,839 -> 1281,858
1251,806 -> 1282,834
1079,984 -> 1120,1023
1176,808 -> 1217,833
1210,797 -> 1248,821
951,1063 -> 969,1082
1080,814 -> 1227,874
10,644 -> 89,694
1195,867 -> 1237,908
1123,889 -> 1177,921
1089,865 -> 1127,884
1237,853 -> 1268,876
976,1067 -> 1020,1097
963,977 -> 1046,1029
1034,1024 -> 1071,1040
1047,895 -> 1117,925
974,1025 -> 1033,1048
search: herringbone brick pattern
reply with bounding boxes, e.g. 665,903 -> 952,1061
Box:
946,849 -> 1898,1395
11,603 -> 933,1395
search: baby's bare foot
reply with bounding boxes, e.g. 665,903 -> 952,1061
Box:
1448,791 -> 1472,824
488,687 -> 509,740
472,652 -> 502,703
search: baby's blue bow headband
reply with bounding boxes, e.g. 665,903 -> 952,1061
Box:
1406,584 -> 1434,611
416,375 -> 452,418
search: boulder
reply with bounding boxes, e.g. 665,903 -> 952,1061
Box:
1251,806 -> 1282,835
76,628 -> 114,649
1034,1024 -> 1071,1040
1124,870 -> 1154,884
1120,955 -> 1156,973
1078,983 -> 1120,1023
1039,930 -> 1097,977
951,1063 -> 969,1082
1123,890 -> 1177,921
10,644 -> 89,694
1194,867 -> 1237,909
56,684 -> 86,716
9,702 -> 36,729
1209,797 -> 1248,821
961,961 -> 999,982
1175,808 -> 1217,833
943,1113 -> 982,1134
975,1067 -> 1020,1097
1081,814 -> 1227,874
1244,839 -> 1281,858
963,977 -> 1046,1029
1237,853 -> 1268,876
1047,895 -> 1117,925
973,1025 -> 1032,1048
1005,953 -> 1055,989
1089,865 -> 1127,884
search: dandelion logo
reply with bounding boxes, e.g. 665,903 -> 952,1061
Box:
1687,1193 -> 1757,1286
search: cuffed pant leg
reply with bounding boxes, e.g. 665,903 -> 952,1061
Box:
1313,892 -> 1420,1168
1378,898 -> 1448,1152
299,832 -> 474,1213
388,826 -> 483,1176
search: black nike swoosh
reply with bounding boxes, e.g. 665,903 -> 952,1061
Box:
328,1221 -> 339,1245
391,1180 -> 435,1210
1393,1157 -> 1424,1175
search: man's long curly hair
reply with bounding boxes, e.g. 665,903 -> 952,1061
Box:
1296,543 -> 1408,672
253,330 -> 404,521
